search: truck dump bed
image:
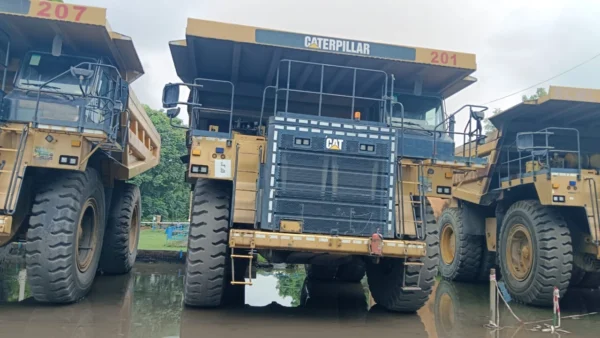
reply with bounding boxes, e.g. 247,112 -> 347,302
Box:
169,18 -> 479,116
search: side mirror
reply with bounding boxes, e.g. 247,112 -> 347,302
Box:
114,100 -> 124,112
162,84 -> 180,108
70,66 -> 94,79
166,107 -> 180,118
471,109 -> 485,121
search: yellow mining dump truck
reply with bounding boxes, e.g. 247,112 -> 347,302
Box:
162,18 -> 486,312
440,86 -> 600,306
0,0 -> 160,302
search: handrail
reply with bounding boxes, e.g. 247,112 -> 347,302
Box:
274,59 -> 389,122
433,105 -> 488,161
193,78 -> 235,139
31,61 -> 125,141
230,143 -> 241,229
501,127 -> 581,183
3,125 -> 29,215
258,85 -> 277,135
586,177 -> 600,246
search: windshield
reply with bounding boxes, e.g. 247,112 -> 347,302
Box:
391,94 -> 444,130
16,53 -> 95,95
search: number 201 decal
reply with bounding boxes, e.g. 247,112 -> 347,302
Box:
36,1 -> 88,21
431,51 -> 457,66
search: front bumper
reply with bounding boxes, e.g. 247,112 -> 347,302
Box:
229,229 -> 426,258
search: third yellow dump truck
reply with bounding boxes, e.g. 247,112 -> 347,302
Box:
440,86 -> 600,306
0,0 -> 160,303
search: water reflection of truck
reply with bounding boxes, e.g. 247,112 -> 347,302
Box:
0,0 -> 160,303
161,18 -> 486,312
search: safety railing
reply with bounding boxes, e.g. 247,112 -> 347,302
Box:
2,125 -> 29,215
31,61 -> 128,144
500,127 -> 581,185
272,59 -> 390,122
432,105 -> 488,162
162,78 -> 235,139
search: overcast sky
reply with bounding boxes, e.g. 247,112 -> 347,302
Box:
73,0 -> 600,123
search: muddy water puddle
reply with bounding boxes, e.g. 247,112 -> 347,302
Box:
1,261 -> 599,338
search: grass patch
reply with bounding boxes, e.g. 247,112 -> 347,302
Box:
138,229 -> 268,263
138,229 -> 186,252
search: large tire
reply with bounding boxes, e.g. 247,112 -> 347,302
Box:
305,264 -> 337,281
570,253 -> 600,288
336,261 -> 366,282
498,200 -> 573,306
365,200 -> 439,312
477,244 -> 497,282
26,167 -> 106,303
438,207 -> 483,282
184,179 -> 232,307
99,182 -> 141,274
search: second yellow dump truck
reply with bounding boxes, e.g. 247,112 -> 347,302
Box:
162,19 -> 486,311
0,0 -> 160,303
440,86 -> 600,306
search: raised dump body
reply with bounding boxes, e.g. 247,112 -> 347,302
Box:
0,0 -> 160,303
442,86 -> 600,306
162,18 -> 485,312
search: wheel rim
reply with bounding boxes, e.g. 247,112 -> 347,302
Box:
438,293 -> 456,331
441,223 -> 456,265
129,204 -> 139,254
506,223 -> 533,281
76,198 -> 99,273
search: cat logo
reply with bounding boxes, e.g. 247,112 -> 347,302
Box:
325,138 -> 344,151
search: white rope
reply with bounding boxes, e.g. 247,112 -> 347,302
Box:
495,282 -> 523,322
489,281 -> 598,335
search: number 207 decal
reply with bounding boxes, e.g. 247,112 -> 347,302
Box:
36,1 -> 88,21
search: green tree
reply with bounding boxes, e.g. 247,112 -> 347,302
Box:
522,87 -> 548,102
483,108 -> 502,134
130,105 -> 190,221
275,269 -> 305,306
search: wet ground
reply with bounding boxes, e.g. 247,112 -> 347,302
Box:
1,261 -> 599,338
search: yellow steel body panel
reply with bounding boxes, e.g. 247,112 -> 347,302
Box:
0,215 -> 12,235
280,220 -> 302,233
229,229 -> 426,258
485,217 -> 497,252
118,90 -> 161,180
185,19 -> 476,70
188,133 -> 266,224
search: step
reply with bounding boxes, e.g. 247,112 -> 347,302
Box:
404,262 -> 424,266
401,287 -> 422,291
